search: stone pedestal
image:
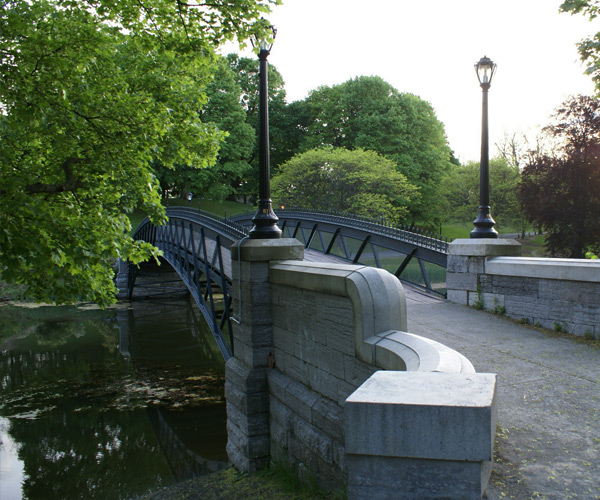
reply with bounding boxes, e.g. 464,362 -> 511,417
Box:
115,259 -> 131,300
446,238 -> 521,306
225,238 -> 303,472
345,371 -> 498,500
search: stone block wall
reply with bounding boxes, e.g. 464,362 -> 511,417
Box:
227,238 -> 496,499
447,240 -> 600,337
267,282 -> 379,489
345,371 -> 497,500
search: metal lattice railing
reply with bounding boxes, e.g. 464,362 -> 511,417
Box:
231,208 -> 449,295
132,208 -> 244,360
129,207 -> 450,360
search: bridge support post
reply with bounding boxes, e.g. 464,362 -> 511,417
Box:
446,239 -> 521,306
115,259 -> 131,300
226,238 -> 303,472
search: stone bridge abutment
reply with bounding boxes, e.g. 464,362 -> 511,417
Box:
226,238 -> 497,500
447,239 -> 600,337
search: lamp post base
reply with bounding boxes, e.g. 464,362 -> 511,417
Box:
470,206 -> 498,239
249,205 -> 282,239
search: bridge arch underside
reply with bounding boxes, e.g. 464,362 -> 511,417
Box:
131,213 -> 243,361
232,212 -> 448,296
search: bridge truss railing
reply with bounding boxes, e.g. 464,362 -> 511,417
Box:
133,208 -> 248,360
231,208 -> 449,296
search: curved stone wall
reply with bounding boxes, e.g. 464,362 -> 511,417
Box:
227,239 -> 496,499
270,260 -> 474,373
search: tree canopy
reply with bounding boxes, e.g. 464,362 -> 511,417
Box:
561,0 -> 600,93
271,147 -> 418,223
440,159 -> 523,231
0,0 -> 279,306
295,76 -> 455,223
519,95 -> 600,257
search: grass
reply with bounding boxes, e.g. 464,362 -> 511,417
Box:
171,197 -> 252,218
440,221 -> 538,240
518,234 -> 547,257
138,465 -> 345,500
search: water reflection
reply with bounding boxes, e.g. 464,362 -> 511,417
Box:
0,298 -> 227,500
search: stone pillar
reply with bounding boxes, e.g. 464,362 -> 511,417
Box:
446,239 -> 521,306
345,371 -> 498,500
225,238 -> 303,472
115,259 -> 131,300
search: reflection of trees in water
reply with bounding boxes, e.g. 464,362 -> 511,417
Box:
0,298 -> 227,500
0,314 -> 124,403
122,298 -> 226,369
8,407 -> 172,500
149,407 -> 227,482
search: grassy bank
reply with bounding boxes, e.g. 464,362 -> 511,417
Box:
135,466 -> 344,500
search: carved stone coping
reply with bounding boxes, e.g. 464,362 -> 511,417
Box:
270,260 -> 474,373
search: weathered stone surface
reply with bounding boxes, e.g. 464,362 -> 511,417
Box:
486,255 -> 600,282
467,256 -> 486,274
267,369 -> 290,402
446,270 -> 478,292
539,279 -> 600,304
447,254 -> 468,273
345,371 -> 497,462
231,238 -> 304,262
346,454 -> 491,500
449,238 -> 522,257
311,398 -> 344,443
343,355 -> 375,388
292,415 -> 333,464
229,238 -> 492,497
446,289 -> 468,305
284,377 -> 319,422
225,358 -> 267,394
226,401 -> 269,438
488,275 -> 539,297
573,303 -> 600,330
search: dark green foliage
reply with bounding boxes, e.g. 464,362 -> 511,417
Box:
295,76 -> 454,223
271,148 -> 418,223
440,158 -> 523,231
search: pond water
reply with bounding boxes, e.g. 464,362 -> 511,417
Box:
0,297 -> 227,500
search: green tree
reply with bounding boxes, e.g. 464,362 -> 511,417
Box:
154,56 -> 256,201
298,76 -> 455,224
0,0 -> 278,306
440,159 -> 523,231
519,95 -> 600,257
226,53 -> 294,201
271,148 -> 419,223
561,0 -> 600,92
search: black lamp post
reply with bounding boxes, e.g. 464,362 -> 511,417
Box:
186,192 -> 193,207
249,25 -> 282,239
470,55 -> 499,239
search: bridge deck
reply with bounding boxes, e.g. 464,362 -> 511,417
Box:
407,295 -> 600,500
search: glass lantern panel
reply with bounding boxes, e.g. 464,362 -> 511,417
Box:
478,64 -> 492,84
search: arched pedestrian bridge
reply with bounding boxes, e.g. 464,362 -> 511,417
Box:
122,206 -> 500,499
124,207 -> 450,361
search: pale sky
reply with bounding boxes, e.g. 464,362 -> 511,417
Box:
226,0 -> 598,163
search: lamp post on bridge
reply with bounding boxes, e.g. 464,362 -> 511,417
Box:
470,55 -> 499,239
249,24 -> 282,239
